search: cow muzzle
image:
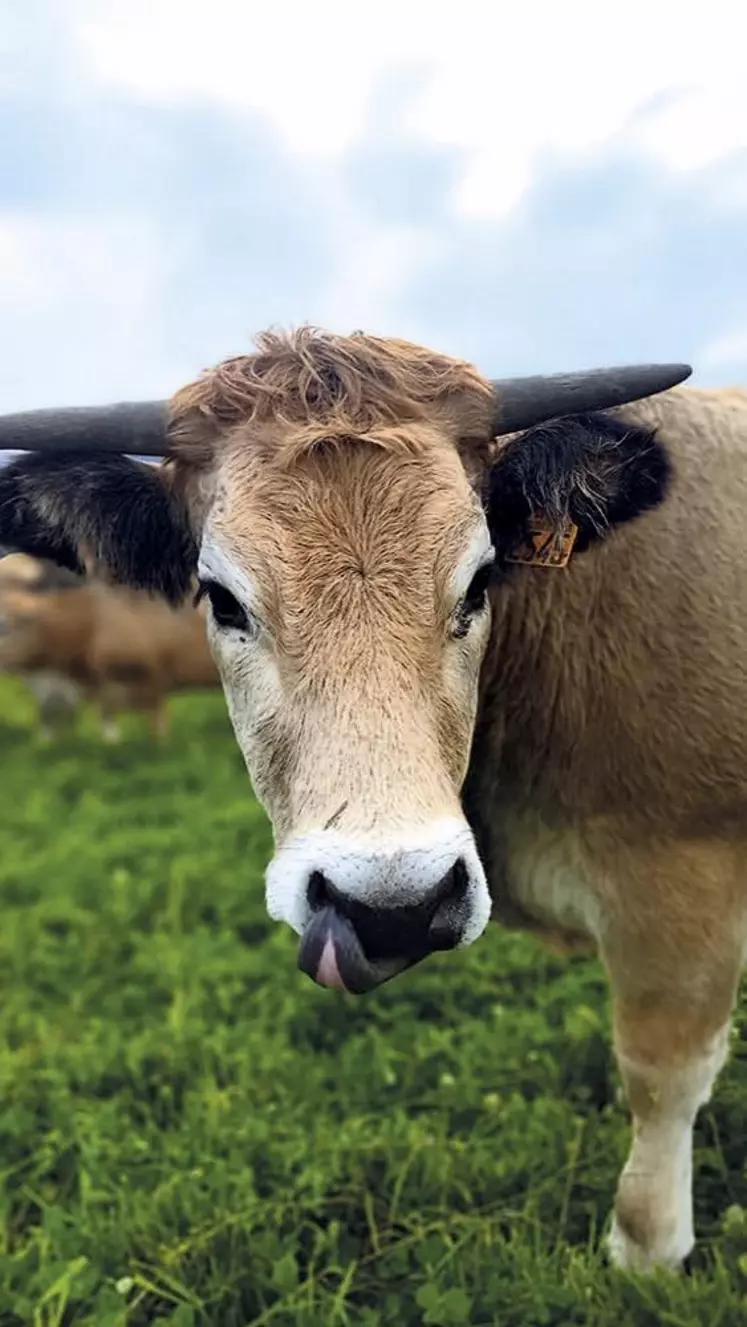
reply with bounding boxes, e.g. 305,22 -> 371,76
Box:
265,819 -> 492,994
298,860 -> 469,992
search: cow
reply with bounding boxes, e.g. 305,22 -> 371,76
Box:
0,327 -> 742,1275
0,550 -> 82,591
0,553 -> 87,734
0,551 -> 219,739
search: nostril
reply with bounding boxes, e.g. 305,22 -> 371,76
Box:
307,870 -> 332,912
307,870 -> 351,917
430,856 -> 468,909
427,856 -> 469,950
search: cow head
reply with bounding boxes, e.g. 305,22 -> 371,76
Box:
0,330 -> 689,992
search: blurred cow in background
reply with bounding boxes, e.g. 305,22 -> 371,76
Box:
0,552 -> 84,736
0,551 -> 219,740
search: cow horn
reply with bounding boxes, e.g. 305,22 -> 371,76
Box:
491,363 -> 692,436
0,401 -> 169,456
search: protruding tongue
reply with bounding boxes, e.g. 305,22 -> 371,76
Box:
316,935 -> 346,989
298,904 -> 383,994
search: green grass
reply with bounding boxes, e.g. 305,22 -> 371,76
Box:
0,677 -> 746,1326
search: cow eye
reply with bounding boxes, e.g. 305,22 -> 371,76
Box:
197,579 -> 251,632
452,561 -> 494,638
463,562 -> 494,613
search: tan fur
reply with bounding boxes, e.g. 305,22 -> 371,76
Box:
169,325 -> 494,465
156,331 -> 747,1270
0,552 -> 45,587
0,557 -> 219,737
172,332 -> 495,844
207,437 -> 488,842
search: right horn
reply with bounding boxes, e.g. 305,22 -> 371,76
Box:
0,401 -> 169,455
490,363 -> 692,436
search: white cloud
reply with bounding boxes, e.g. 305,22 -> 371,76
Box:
0,212 -> 188,407
315,222 -> 442,335
700,328 -> 747,372
289,160 -> 446,334
73,0 -> 415,157
1,0 -> 746,415
631,89 -> 747,175
0,213 -> 163,313
72,0 -> 747,220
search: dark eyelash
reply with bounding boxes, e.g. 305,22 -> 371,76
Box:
196,578 -> 251,632
452,562 -> 495,638
463,562 -> 495,611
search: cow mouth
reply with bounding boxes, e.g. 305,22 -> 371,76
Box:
297,904 -> 424,994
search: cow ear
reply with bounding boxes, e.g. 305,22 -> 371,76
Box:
0,452 -> 197,603
486,411 -> 670,562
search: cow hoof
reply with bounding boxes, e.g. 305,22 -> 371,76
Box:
606,1216 -> 692,1274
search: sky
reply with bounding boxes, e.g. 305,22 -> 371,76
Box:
1,0 -> 746,413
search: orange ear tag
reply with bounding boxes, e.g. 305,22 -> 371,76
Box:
505,515 -> 578,569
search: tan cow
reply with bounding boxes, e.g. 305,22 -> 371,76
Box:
0,552 -> 219,738
0,329 -> 742,1274
0,553 -> 85,733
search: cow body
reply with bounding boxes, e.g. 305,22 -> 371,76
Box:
0,554 -> 220,737
0,330 -> 743,1273
472,386 -> 747,1269
468,385 -> 747,926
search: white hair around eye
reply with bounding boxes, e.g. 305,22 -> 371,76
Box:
448,519 -> 495,611
197,533 -> 264,622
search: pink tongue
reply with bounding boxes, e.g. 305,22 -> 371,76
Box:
315,934 -> 349,990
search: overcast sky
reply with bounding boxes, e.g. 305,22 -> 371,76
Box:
1,0 -> 746,412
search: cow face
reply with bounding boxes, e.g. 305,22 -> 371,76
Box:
0,331 -> 672,992
171,335 -> 501,993
197,430 -> 496,992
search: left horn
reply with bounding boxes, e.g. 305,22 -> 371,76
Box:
490,363 -> 692,436
0,401 -> 169,455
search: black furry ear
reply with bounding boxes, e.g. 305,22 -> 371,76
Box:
487,411 -> 670,563
0,452 -> 197,603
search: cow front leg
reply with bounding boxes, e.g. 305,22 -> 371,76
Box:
146,701 -> 169,740
593,840 -> 744,1272
607,1009 -> 732,1271
100,715 -> 122,744
95,681 -> 124,743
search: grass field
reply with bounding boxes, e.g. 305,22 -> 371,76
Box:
1,678 -> 746,1326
